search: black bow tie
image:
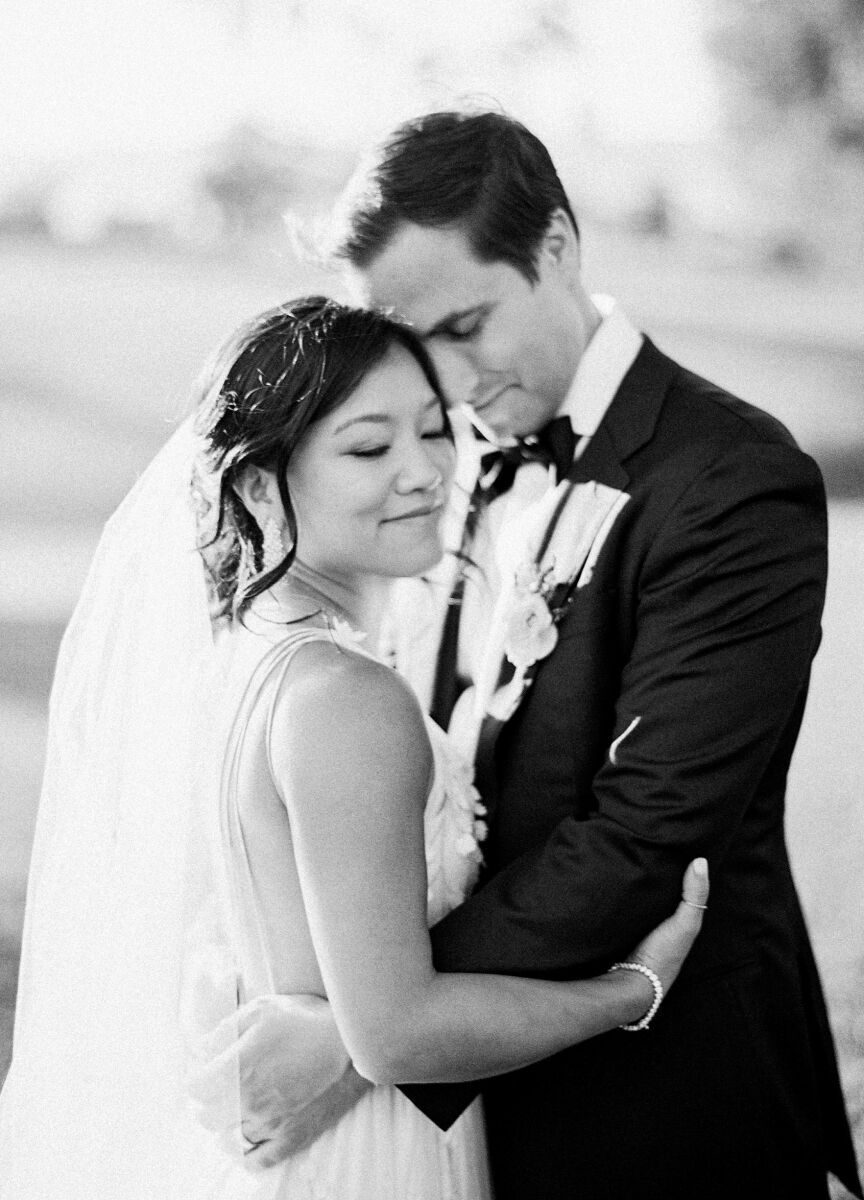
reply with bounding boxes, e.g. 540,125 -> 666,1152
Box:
478,416 -> 577,498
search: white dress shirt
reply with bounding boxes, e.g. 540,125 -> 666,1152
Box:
456,296 -> 643,685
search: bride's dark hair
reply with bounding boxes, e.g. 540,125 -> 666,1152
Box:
193,295 -> 449,619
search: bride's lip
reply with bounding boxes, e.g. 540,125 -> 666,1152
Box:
382,500 -> 444,523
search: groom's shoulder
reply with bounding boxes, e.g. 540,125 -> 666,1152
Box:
632,342 -> 824,499
645,344 -> 796,453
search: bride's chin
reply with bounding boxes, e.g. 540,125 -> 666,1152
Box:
379,541 -> 446,579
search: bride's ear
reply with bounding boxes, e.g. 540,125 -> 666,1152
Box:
231,464 -> 283,534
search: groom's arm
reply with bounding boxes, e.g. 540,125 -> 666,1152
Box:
404,440 -> 827,1126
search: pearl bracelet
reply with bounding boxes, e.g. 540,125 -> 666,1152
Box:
609,961 -> 664,1031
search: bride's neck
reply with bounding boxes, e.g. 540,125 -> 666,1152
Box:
271,558 -> 390,642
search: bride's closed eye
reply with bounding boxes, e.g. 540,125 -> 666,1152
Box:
347,445 -> 390,459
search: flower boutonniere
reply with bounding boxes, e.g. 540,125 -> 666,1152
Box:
503,561 -> 574,671
487,560 -> 576,723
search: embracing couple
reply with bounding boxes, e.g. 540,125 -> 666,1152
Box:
0,111 -> 859,1200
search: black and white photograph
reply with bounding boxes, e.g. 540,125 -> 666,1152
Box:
1,2 -> 862,1196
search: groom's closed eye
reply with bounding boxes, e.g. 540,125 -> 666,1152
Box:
442,321 -> 482,342
427,307 -> 488,342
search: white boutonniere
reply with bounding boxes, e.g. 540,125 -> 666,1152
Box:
488,559 -> 576,722
503,562 -> 562,671
470,479 -> 631,745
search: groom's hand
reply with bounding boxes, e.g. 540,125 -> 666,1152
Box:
188,993 -> 371,1171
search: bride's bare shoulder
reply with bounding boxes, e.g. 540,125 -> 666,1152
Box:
278,635 -> 416,708
268,637 -> 431,787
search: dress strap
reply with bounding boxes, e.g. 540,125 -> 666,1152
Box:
218,626 -> 337,998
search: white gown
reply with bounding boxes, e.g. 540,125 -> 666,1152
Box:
196,622 -> 494,1200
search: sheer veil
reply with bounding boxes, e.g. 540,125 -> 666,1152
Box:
0,419 -> 260,1197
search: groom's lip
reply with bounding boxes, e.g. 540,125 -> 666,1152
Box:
472,388 -> 506,412
472,385 -> 522,420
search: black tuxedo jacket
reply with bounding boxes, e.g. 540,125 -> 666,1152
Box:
403,340 -> 861,1200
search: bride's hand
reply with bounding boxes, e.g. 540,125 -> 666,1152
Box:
625,857 -> 710,996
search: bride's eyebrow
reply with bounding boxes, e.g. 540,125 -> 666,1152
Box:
332,413 -> 392,435
333,397 -> 440,435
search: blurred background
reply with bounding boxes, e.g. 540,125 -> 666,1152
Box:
1,0 -> 862,1184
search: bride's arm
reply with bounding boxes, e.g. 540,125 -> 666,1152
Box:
270,644 -> 704,1086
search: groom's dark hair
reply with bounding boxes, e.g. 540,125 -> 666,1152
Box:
334,110 -> 579,283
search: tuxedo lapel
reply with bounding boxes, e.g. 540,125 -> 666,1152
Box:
568,336 -> 676,486
542,478 -> 631,592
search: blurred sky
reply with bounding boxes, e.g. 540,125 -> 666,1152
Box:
1,0 -> 721,183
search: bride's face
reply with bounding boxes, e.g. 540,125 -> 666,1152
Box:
286,345 -> 456,582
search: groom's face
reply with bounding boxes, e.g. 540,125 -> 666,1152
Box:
354,220 -> 584,443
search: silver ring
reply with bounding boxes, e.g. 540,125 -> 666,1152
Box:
681,899 -> 708,910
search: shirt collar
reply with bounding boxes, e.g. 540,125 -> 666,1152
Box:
559,295 -> 643,436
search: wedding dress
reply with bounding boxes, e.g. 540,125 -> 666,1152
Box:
193,619 -> 493,1200
0,420 -> 492,1199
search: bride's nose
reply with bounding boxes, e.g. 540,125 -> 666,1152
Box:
394,440 -> 445,494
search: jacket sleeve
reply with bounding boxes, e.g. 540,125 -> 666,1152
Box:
402,440 -> 828,1127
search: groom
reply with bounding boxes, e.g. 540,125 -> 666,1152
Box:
221,112 -> 861,1198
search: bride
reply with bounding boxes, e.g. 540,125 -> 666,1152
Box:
0,297 -> 708,1198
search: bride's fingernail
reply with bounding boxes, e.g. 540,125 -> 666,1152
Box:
694,857 -> 708,876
